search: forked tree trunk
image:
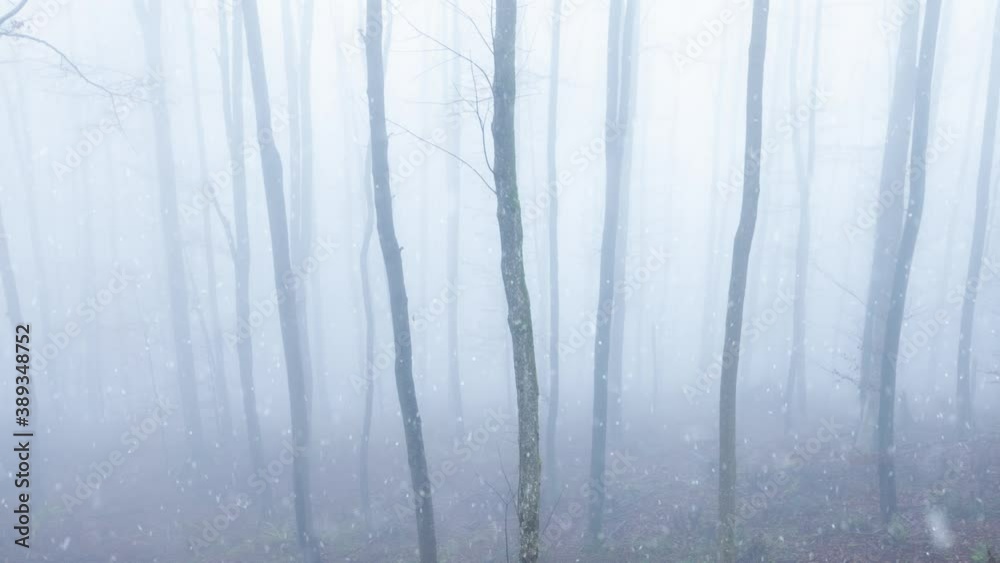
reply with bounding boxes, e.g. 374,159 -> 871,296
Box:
363,1 -> 438,560
718,1 -> 769,561
877,0 -> 942,524
956,1 -> 1000,440
134,0 -> 203,458
241,1 -> 319,559
492,2 -> 542,561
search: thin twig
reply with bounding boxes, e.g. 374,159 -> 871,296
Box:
386,117 -> 496,194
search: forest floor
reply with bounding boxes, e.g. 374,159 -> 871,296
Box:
20,411 -> 1000,562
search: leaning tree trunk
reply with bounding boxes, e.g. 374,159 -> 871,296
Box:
588,0 -> 637,544
956,1 -> 1000,440
241,1 -> 319,559
363,1 -> 438,561
134,0 -> 203,457
492,2 -> 542,561
877,0 -> 943,524
544,0 -> 562,494
857,0 -> 921,452
785,0 -> 822,433
718,1 -> 770,561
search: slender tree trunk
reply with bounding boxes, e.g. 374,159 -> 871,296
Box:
364,1 -> 438,560
446,4 -> 466,440
358,1 -> 393,529
607,0 -> 640,445
544,0 -> 562,494
186,4 -> 233,443
857,0 -> 920,452
241,1 -> 319,559
785,0 -> 822,433
134,0 -> 203,457
588,0 -> 636,543
492,2 -> 542,561
718,1 -> 769,560
956,2 -> 1000,440
878,0 -> 942,524
217,0 -> 269,510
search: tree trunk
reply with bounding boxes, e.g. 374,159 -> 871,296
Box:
607,0 -> 640,446
588,0 -> 637,543
0,205 -> 22,328
877,0 -> 942,524
956,2 -> 1000,440
718,1 -> 770,560
544,0 -> 563,495
241,1 -> 319,559
186,4 -> 233,443
134,0 -> 203,458
446,5 -> 466,441
857,0 -> 920,452
363,1 -> 438,560
492,2 -> 542,561
785,0 -> 822,433
216,0 -> 270,511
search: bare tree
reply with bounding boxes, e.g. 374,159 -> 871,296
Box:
956,1 -> 1000,440
241,0 -> 319,559
588,0 -> 637,543
718,1 -> 770,561
133,0 -> 203,457
491,1 -> 543,560
877,0 -> 943,524
364,1 -> 438,560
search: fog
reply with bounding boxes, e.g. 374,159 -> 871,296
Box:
0,0 -> 998,561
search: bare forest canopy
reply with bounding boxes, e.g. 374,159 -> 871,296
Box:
0,0 -> 999,562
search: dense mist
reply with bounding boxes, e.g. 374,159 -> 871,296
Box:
0,0 -> 998,561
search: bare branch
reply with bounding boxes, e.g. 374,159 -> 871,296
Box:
0,0 -> 28,29
387,117 -> 495,195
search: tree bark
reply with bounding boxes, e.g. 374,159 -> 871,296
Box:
877,0 -> 942,524
363,1 -> 438,560
492,2 -> 542,561
718,1 -> 769,560
956,1 -> 1000,440
241,1 -> 319,559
